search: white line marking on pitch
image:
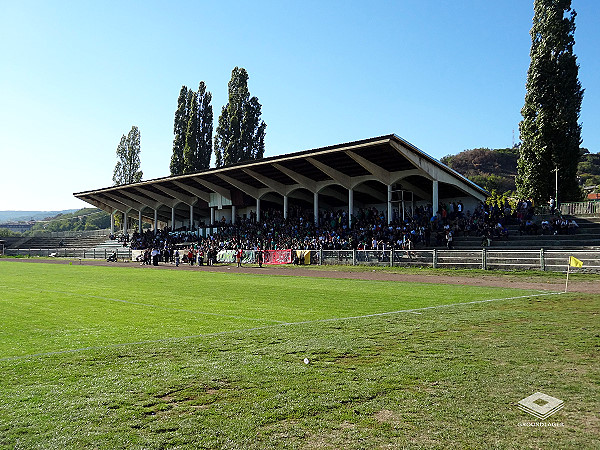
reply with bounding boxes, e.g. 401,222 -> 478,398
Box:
0,290 -> 564,362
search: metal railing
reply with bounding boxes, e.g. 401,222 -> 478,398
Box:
4,247 -> 599,272
560,201 -> 600,217
3,247 -> 131,260
320,248 -> 600,272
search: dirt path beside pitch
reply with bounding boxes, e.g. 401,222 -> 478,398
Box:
3,257 -> 599,294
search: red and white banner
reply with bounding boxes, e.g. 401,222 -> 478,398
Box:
263,249 -> 292,265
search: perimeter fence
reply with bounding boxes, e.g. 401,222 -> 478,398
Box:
4,247 -> 600,272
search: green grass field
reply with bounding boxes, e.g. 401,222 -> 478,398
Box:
0,261 -> 598,448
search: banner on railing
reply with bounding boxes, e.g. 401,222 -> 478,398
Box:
217,250 -> 255,264
295,250 -> 311,265
264,249 -> 292,265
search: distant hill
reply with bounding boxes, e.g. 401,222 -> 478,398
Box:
441,146 -> 599,196
441,147 -> 518,193
0,210 -> 78,223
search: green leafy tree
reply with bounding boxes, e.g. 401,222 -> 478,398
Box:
170,86 -> 189,175
112,126 -> 143,186
214,67 -> 266,167
516,0 -> 584,203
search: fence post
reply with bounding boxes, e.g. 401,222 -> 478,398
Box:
433,249 -> 438,269
352,249 -> 356,266
391,248 -> 394,267
482,248 -> 487,270
319,248 -> 323,265
540,248 -> 545,271
93,249 -> 96,259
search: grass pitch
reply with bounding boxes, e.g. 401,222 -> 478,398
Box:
0,261 -> 598,448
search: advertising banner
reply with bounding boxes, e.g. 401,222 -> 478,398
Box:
295,250 -> 311,265
217,250 -> 256,264
264,249 -> 292,265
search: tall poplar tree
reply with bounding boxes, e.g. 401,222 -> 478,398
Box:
214,67 -> 266,167
113,126 -> 143,186
171,82 -> 213,175
183,82 -> 213,173
196,81 -> 213,171
170,86 -> 188,175
516,0 -> 584,204
183,90 -> 199,174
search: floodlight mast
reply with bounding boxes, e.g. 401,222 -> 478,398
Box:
554,167 -> 559,208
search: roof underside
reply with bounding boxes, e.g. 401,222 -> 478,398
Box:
74,134 -> 487,224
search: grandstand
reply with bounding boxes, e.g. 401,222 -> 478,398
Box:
4,135 -> 599,267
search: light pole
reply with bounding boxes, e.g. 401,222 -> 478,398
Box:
554,166 -> 559,209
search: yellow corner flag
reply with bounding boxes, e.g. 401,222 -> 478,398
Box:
569,256 -> 583,268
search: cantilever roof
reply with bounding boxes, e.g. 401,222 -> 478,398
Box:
74,134 -> 487,224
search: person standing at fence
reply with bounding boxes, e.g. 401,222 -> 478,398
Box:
175,249 -> 180,267
236,247 -> 243,267
257,248 -> 263,268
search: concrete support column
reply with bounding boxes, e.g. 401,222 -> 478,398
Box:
256,198 -> 261,223
387,184 -> 392,225
153,209 -> 158,233
189,204 -> 194,230
432,180 -> 439,218
171,207 -> 175,230
231,205 -> 236,224
110,212 -> 115,235
283,195 -> 288,220
210,207 -> 215,225
123,211 -> 128,234
313,192 -> 319,226
348,188 -> 354,228
138,210 -> 142,233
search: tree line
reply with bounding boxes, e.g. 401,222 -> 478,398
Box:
113,0 -> 588,207
113,67 -> 266,185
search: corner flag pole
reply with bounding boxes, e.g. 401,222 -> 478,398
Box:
566,256 -> 583,292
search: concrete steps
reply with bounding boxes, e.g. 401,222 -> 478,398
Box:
453,214 -> 600,249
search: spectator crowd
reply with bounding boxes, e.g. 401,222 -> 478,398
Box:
120,199 -> 555,262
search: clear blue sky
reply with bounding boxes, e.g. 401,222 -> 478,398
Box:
1,0 -> 598,211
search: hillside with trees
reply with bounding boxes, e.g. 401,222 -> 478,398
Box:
441,146 -> 598,199
0,209 -> 111,236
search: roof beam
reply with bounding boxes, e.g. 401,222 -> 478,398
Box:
134,187 -> 178,208
192,177 -> 231,200
119,189 -> 161,210
103,192 -> 144,213
306,157 -> 352,190
272,163 -> 319,193
155,184 -> 197,206
172,181 -> 211,203
390,140 -> 485,201
345,151 -> 392,185
89,194 -> 133,214
242,168 -> 292,196
215,173 -> 266,199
